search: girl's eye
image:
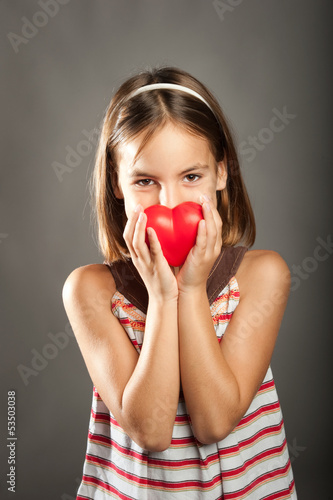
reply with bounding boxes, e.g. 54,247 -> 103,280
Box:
136,179 -> 154,186
135,174 -> 201,186
184,174 -> 201,182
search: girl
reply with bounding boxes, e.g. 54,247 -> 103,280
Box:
62,66 -> 297,499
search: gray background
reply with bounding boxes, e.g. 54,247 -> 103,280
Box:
1,1 -> 332,498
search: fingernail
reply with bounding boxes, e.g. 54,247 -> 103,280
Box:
138,212 -> 144,222
203,194 -> 210,202
134,204 -> 141,212
205,202 -> 211,211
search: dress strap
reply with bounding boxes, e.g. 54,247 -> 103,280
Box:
104,246 -> 248,314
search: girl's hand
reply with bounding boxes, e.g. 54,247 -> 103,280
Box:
123,205 -> 179,302
176,195 -> 223,294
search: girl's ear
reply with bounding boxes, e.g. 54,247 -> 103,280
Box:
216,158 -> 228,191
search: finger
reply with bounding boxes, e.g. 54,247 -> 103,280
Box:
123,205 -> 141,243
146,227 -> 165,263
208,203 -> 223,251
209,200 -> 222,231
123,205 -> 143,256
192,219 -> 207,258
201,201 -> 217,253
132,211 -> 151,262
200,194 -> 223,250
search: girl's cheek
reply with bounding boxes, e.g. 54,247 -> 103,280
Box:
124,194 -> 151,215
122,195 -> 138,218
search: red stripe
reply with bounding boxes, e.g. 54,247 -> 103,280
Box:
214,312 -> 233,322
89,409 -> 113,424
174,414 -> 190,423
224,461 -> 291,499
90,408 -> 190,426
87,432 -> 148,461
119,318 -> 145,330
89,429 -> 201,450
80,474 -> 138,500
86,454 -> 148,485
85,455 -> 222,490
95,412 -> 191,433
222,440 -> 287,479
170,435 -> 199,446
147,453 -> 219,468
143,474 -> 221,489
88,430 -> 221,469
91,410 -> 110,423
219,420 -> 284,457
237,402 -> 280,427
237,420 -> 284,450
258,380 -> 275,393
261,479 -> 295,500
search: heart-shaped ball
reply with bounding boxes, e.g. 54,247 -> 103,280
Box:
144,202 -> 203,267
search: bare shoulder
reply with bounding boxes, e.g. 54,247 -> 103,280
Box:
62,263 -> 116,305
235,249 -> 291,298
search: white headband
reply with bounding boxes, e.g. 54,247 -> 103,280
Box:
125,83 -> 214,114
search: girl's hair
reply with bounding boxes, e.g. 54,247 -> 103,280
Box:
90,66 -> 256,262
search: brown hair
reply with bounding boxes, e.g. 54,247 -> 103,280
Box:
90,66 -> 256,262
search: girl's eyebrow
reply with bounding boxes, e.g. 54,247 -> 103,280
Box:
128,164 -> 210,178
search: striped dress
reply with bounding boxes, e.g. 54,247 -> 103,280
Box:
76,247 -> 297,499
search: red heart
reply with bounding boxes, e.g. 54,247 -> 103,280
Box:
144,202 -> 203,267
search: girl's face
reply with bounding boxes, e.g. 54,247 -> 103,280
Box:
114,121 -> 227,217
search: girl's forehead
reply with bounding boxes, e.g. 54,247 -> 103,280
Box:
117,122 -> 213,168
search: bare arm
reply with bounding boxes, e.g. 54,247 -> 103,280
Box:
62,263 -> 179,452
122,293 -> 179,451
178,250 -> 291,444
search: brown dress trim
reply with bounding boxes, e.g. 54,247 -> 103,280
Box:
103,246 -> 248,315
